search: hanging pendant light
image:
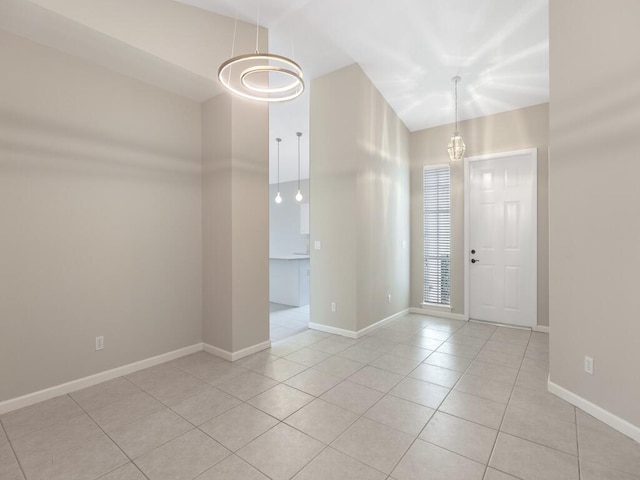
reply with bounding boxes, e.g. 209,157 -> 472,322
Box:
218,2 -> 304,103
447,76 -> 466,161
295,132 -> 303,202
274,138 -> 282,204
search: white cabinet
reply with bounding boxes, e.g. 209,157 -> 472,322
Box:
269,257 -> 310,306
300,203 -> 310,235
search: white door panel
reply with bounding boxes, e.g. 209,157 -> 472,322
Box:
468,150 -> 536,327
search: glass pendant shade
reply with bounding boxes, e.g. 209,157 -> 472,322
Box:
275,191 -> 282,204
448,133 -> 466,161
447,76 -> 466,161
295,189 -> 303,202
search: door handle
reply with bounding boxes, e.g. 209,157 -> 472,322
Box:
471,259 -> 479,264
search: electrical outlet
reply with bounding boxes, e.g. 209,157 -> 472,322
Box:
95,336 -> 104,351
584,355 -> 594,375
387,294 -> 391,304
330,302 -> 336,312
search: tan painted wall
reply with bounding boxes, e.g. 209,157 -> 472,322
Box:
0,32 -> 202,401
202,94 -> 233,351
25,0 -> 257,83
355,69 -> 411,331
230,96 -> 270,351
310,65 -> 360,332
549,0 -> 640,428
201,92 -> 270,353
410,104 -> 549,326
310,64 -> 410,334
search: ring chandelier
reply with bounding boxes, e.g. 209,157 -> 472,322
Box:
218,53 -> 304,103
218,3 -> 304,103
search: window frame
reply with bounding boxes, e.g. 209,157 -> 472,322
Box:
422,164 -> 451,307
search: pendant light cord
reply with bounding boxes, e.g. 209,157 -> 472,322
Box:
230,10 -> 238,58
297,132 -> 301,190
255,0 -> 261,53
290,20 -> 296,61
227,9 -> 239,85
454,78 -> 459,133
276,138 -> 281,191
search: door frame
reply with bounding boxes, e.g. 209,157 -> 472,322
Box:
463,148 -> 538,327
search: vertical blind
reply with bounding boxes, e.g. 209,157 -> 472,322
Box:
423,166 -> 451,305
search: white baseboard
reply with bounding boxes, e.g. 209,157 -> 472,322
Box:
409,307 -> 468,322
468,319 -> 530,331
533,325 -> 550,333
202,343 -> 233,361
203,340 -> 271,362
310,308 -> 411,339
548,377 -> 640,443
0,343 -> 203,416
309,322 -> 357,339
356,309 -> 410,338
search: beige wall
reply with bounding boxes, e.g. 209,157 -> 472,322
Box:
310,66 -> 360,332
202,95 -> 233,351
24,0 -> 257,83
310,64 -> 410,334
355,70 -> 411,331
549,0 -> 640,428
410,104 -> 549,326
0,32 -> 203,402
202,92 -> 270,353
230,96 -> 270,352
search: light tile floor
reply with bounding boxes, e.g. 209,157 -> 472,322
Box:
270,304 -> 309,341
2,314 -> 639,480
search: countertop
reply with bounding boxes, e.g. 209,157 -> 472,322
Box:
269,254 -> 310,260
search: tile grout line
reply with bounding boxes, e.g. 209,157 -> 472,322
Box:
392,322 -> 537,476
237,319 -> 558,478
483,347 -> 584,462
73,378 -> 263,480
351,320 -> 491,478
415,323 -> 495,476
4,316 -> 556,480
319,320 -> 438,478
192,356 -> 360,479
0,399 -> 87,445
66,393 -> 152,480
268,316 -> 448,478
7,395 -> 107,480
575,406 -> 582,480
181,322 -> 540,478
482,329 -> 533,480
0,417 -> 29,480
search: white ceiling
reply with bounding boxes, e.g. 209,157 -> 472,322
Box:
180,0 -> 549,184
178,0 -> 549,132
1,0 -> 548,184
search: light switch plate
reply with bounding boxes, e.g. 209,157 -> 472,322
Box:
314,240 -> 322,250
584,356 -> 594,375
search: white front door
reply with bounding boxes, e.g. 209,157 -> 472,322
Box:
467,149 -> 537,327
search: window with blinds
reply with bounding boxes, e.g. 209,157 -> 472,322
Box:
423,166 -> 451,305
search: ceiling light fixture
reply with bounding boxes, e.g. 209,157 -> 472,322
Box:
295,132 -> 303,202
218,3 -> 304,103
447,76 -> 466,161
275,137 -> 282,204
